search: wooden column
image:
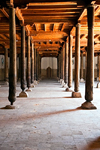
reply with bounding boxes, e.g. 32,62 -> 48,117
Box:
81,4 -> 96,109
36,51 -> 38,81
34,48 -> 36,80
96,54 -> 100,88
72,23 -> 82,98
61,50 -> 63,80
19,26 -> 29,97
26,36 -> 32,91
80,51 -> 84,82
57,56 -> 59,79
62,46 -> 65,87
4,48 -> 8,83
8,7 -> 16,107
66,34 -> 72,91
31,43 -> 35,87
59,53 -> 61,79
64,43 -> 66,84
65,40 -> 68,85
85,48 -> 87,80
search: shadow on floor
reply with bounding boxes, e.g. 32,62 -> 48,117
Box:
0,107 -> 82,124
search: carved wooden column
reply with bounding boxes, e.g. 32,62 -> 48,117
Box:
38,54 -> 41,80
34,48 -> 37,85
85,48 -> 87,80
64,43 -> 66,84
57,56 -> 59,80
66,34 -> 72,91
65,40 -> 68,90
7,7 -> 16,108
26,36 -> 32,92
96,54 -> 100,88
19,26 -> 28,97
59,53 -> 61,80
62,45 -> 65,87
81,4 -> 96,109
61,50 -> 63,80
72,23 -> 82,98
31,43 -> 35,87
80,51 -> 84,82
4,48 -> 8,84
36,51 -> 38,81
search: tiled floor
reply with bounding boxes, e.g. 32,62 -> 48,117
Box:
0,79 -> 100,150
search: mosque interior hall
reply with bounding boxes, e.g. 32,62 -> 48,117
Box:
1,0 -> 100,150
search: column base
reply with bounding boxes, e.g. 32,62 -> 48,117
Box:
60,79 -> 63,84
80,78 -> 85,83
64,84 -> 68,88
26,88 -> 32,92
3,105 -> 15,109
34,80 -> 38,85
61,80 -> 65,88
72,91 -> 82,98
81,101 -> 97,109
65,88 -> 73,92
18,91 -> 29,97
31,83 -> 35,88
96,82 -> 100,88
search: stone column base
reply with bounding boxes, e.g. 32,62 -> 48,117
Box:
3,105 -> 15,109
31,83 -> 35,88
65,88 -> 73,92
34,80 -> 38,85
18,91 -> 29,97
72,91 -> 82,98
64,84 -> 68,88
96,82 -> 100,88
26,88 -> 32,92
60,79 -> 63,84
80,78 -> 85,83
81,101 -> 97,109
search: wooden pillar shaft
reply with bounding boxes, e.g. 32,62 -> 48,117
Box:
34,48 -> 37,80
75,23 -> 80,92
85,5 -> 94,101
80,51 -> 83,79
65,41 -> 68,84
8,7 -> 16,105
27,36 -> 31,88
21,26 -> 26,91
68,34 -> 72,88
31,43 -> 34,84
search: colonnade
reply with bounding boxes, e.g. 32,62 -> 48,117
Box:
58,4 -> 97,109
3,4 -> 98,109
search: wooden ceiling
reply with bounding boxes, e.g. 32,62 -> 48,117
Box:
0,0 -> 100,57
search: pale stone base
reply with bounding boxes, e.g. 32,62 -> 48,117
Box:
34,80 -> 38,85
72,91 -> 82,98
18,91 -> 29,97
3,105 -> 15,109
80,78 -> 85,83
31,84 -> 35,88
81,101 -> 97,109
60,79 -> 63,84
96,82 -> 100,88
64,84 -> 68,88
26,88 -> 32,92
65,88 -> 73,92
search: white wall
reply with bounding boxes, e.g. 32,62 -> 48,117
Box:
41,57 -> 57,69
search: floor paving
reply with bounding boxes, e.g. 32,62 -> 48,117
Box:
0,79 -> 100,150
